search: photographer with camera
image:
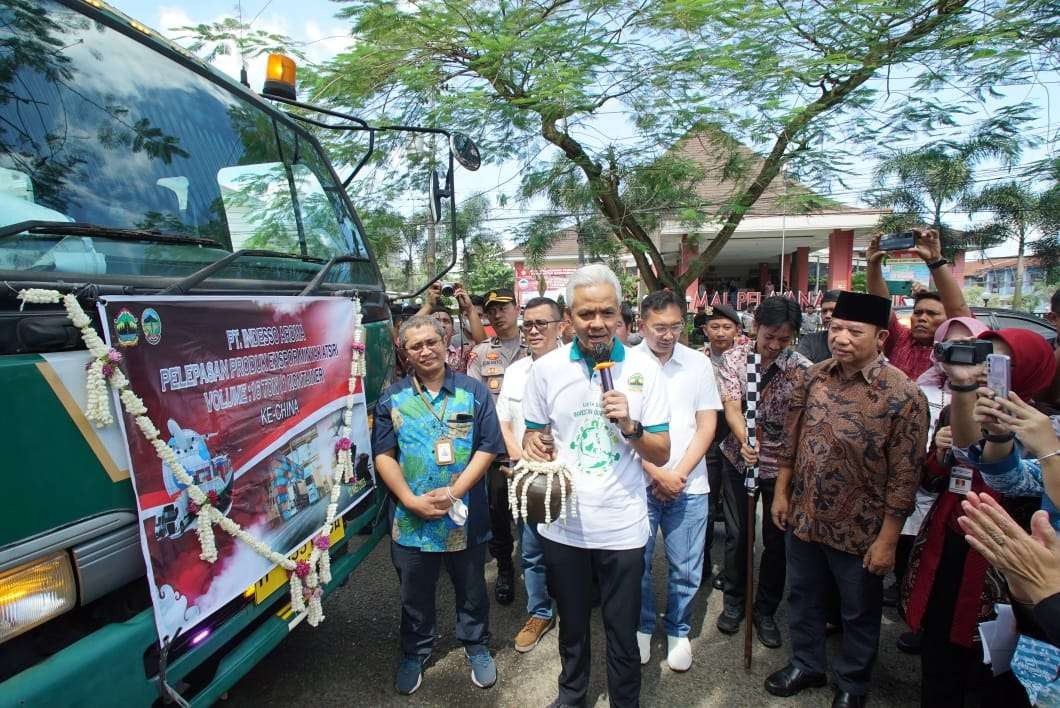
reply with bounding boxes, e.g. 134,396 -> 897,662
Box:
901,326 -> 1045,706
417,283 -> 488,369
866,228 -> 972,380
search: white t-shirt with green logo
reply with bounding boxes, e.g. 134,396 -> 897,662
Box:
523,340 -> 670,550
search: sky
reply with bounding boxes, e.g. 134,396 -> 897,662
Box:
112,1 -> 1059,262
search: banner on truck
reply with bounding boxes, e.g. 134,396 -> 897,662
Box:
99,296 -> 374,643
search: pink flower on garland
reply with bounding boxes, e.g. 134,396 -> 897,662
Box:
314,535 -> 331,550
207,490 -> 220,506
351,342 -> 366,352
101,364 -> 114,378
107,349 -> 123,364
188,501 -> 200,515
295,560 -> 311,578
335,437 -> 352,452
310,587 -> 323,599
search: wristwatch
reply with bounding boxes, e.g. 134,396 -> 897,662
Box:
927,258 -> 949,270
621,420 -> 644,440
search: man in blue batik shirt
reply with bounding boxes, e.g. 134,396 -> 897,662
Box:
372,314 -> 505,696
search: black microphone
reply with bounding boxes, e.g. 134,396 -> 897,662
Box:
591,343 -> 614,392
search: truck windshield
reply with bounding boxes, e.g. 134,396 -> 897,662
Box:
0,1 -> 373,285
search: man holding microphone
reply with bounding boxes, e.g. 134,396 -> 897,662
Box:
522,263 -> 670,708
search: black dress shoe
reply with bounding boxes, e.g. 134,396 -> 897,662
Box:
495,569 -> 515,605
764,663 -> 827,697
832,689 -> 867,707
712,574 -> 724,590
716,606 -> 743,635
896,630 -> 922,655
753,613 -> 783,649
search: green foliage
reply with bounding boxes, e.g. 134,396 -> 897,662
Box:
465,256 -> 515,294
305,0 -> 1052,292
851,271 -> 867,293
170,18 -> 305,64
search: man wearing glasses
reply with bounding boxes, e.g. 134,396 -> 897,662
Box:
634,290 -> 722,672
468,287 -> 529,605
372,315 -> 506,695
496,297 -> 565,652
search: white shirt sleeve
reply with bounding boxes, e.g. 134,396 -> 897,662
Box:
522,357 -> 548,428
696,356 -> 724,412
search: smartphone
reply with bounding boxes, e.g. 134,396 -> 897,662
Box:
986,353 -> 1010,401
879,231 -> 916,251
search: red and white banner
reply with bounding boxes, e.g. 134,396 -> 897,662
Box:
514,265 -> 577,305
99,296 -> 374,641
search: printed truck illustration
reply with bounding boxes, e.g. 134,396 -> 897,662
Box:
153,420 -> 234,540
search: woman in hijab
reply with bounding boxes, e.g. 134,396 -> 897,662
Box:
902,328 -> 1056,707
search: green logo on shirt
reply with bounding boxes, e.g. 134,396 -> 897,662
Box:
570,409 -> 620,476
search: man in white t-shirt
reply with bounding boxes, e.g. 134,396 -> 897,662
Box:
496,296 -> 564,653
634,290 -> 722,672
522,264 -> 670,708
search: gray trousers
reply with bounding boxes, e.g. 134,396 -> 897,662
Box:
786,532 -> 883,696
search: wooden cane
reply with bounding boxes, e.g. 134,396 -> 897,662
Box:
743,351 -> 761,671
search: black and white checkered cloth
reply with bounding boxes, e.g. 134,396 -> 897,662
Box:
744,351 -> 761,494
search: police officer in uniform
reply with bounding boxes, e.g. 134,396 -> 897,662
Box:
467,287 -> 528,605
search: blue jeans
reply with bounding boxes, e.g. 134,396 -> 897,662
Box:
520,522 -> 553,619
639,491 -> 709,637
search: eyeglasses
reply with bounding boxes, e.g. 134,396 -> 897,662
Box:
521,319 -> 563,332
404,337 -> 443,353
648,324 -> 684,336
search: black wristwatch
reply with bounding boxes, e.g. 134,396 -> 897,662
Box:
927,258 -> 949,270
983,431 -> 1016,444
621,421 -> 644,440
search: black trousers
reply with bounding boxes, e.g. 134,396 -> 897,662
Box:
541,537 -> 644,708
920,529 -> 1031,708
487,462 -> 515,572
390,540 -> 490,657
787,533 -> 883,696
721,457 -> 786,616
704,443 -> 724,557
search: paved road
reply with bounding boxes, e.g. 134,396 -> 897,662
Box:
224,525 -> 920,707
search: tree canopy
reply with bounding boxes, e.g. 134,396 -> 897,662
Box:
299,0 -> 1055,290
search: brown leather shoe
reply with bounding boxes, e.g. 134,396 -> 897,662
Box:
515,615 -> 556,653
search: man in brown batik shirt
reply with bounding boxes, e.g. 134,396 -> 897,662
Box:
764,291 -> 928,708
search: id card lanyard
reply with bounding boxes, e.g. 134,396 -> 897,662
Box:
413,376 -> 455,465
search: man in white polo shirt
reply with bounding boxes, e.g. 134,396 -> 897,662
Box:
522,263 -> 670,708
496,296 -> 564,653
634,290 -> 721,673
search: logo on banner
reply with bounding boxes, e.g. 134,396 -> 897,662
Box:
142,308 -> 162,345
113,308 -> 139,347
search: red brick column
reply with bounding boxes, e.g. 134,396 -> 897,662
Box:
795,246 -> 810,294
828,229 -> 854,291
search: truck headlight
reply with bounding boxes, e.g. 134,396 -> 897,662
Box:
0,551 -> 77,643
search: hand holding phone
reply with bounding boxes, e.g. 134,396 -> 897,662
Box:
879,231 -> 917,252
986,353 -> 1011,401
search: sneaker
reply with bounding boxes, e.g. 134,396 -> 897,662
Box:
753,613 -> 782,649
515,615 -> 555,653
716,606 -> 744,635
495,569 -> 515,606
636,631 -> 652,665
395,653 -> 427,695
465,646 -> 497,688
666,635 -> 693,672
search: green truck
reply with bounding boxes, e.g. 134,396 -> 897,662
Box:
0,1 -> 465,704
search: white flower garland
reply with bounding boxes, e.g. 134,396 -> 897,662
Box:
508,459 -> 578,525
21,289 -> 368,628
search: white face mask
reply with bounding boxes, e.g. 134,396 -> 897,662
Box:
448,497 -> 468,526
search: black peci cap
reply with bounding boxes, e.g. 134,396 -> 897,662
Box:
831,291 -> 891,329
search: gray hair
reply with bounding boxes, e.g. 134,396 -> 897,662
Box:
566,263 -> 622,308
398,314 -> 446,347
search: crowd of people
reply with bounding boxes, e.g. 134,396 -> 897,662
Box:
372,228 -> 1060,707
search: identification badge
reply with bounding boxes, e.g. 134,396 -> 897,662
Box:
949,466 -> 973,495
488,377 -> 502,391
434,437 -> 455,466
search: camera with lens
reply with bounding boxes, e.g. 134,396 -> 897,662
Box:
933,339 -> 993,365
440,283 -> 456,297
